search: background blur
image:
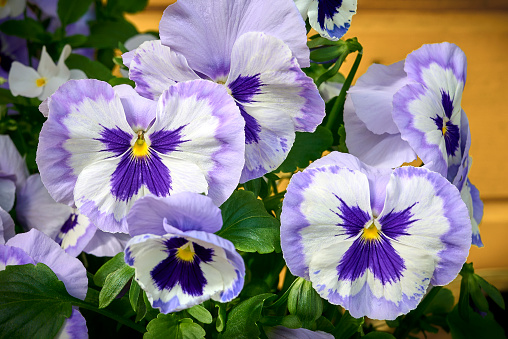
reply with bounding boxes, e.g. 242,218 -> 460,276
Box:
127,0 -> 508,292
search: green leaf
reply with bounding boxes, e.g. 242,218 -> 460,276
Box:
287,278 -> 323,328
187,304 -> 213,324
0,263 -> 75,338
363,332 -> 396,339
86,20 -> 138,49
469,275 -> 489,313
108,77 -> 135,87
129,280 -> 147,322
218,190 -> 281,253
66,54 -> 114,82
0,18 -> 50,43
424,288 -> 455,314
332,311 -> 364,339
475,274 -> 506,310
145,314 -> 205,339
215,302 -> 227,332
57,0 -> 94,27
99,264 -> 135,308
93,252 -> 126,287
242,177 -> 269,199
276,126 -> 333,173
222,293 -> 276,339
106,0 -> 149,14
458,268 -> 471,320
310,45 -> 346,63
61,34 -> 88,48
0,89 -> 21,105
447,305 -> 506,339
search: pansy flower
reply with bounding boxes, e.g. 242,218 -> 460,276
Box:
124,0 -> 325,182
281,152 -> 471,320
37,80 -> 245,233
294,0 -> 357,40
265,326 -> 334,339
124,193 -> 245,313
16,174 -> 130,257
8,44 -> 86,101
0,0 -> 26,19
1,229 -> 88,337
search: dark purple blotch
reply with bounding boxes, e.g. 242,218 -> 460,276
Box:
431,115 -> 460,157
151,237 -> 214,296
228,74 -> 263,144
317,0 -> 344,29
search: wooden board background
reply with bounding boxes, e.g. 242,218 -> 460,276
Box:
126,1 -> 508,271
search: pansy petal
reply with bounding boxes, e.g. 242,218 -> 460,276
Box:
57,213 -> 97,257
6,229 -> 88,300
82,230 -> 130,257
462,179 -> 483,247
381,166 -> 471,287
307,0 -> 357,41
113,84 -> 157,131
124,33 -> 158,51
7,0 -> 27,17
0,135 -> 29,188
228,32 -> 324,133
266,326 -> 334,339
294,0 -> 313,21
69,69 -> 87,80
159,0 -> 309,81
344,95 -> 417,168
349,61 -> 408,135
128,40 -> 200,101
127,193 -> 223,237
281,164 -> 373,280
125,232 -> 242,313
0,206 -> 15,244
15,174 -> 72,240
55,308 -> 88,339
0,179 -> 15,211
0,245 -> 34,270
37,79 -> 134,205
8,61 -> 42,98
150,80 -> 245,206
37,46 -> 58,79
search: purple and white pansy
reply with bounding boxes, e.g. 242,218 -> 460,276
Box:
36,79 -> 245,234
281,152 -> 471,320
124,0 -> 325,182
0,229 -> 88,337
124,193 -> 245,314
294,0 -> 357,41
16,174 -> 130,257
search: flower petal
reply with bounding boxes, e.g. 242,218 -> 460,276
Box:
37,79 -> 134,205
159,0 -> 309,81
128,40 -> 200,101
82,230 -> 130,257
0,179 -> 15,212
307,0 -> 357,40
113,84 -> 157,131
6,229 -> 88,300
8,61 -> 42,98
462,179 -> 483,247
55,308 -> 88,339
127,193 -> 223,237
0,134 -> 29,188
0,244 -> 34,270
0,206 -> 15,245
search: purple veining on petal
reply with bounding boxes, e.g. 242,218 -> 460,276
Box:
332,195 -> 371,238
150,237 -> 214,296
228,74 -> 263,144
149,125 -> 188,154
378,203 -> 417,240
431,115 -> 460,157
110,151 -> 171,201
96,126 -> 132,157
337,235 -> 406,285
441,91 -> 454,119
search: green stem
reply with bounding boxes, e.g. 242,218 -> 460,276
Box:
393,286 -> 442,339
266,278 -> 299,309
73,300 -> 146,333
324,50 -> 363,143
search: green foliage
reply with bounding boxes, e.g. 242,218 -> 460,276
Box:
363,332 -> 396,339
222,293 -> 276,338
276,126 -> 333,173
0,263 -> 75,338
129,280 -> 147,322
93,252 -> 126,287
57,0 -> 94,27
187,305 -> 213,324
144,314 -> 205,339
287,278 -> 323,328
218,190 -> 281,253
332,311 -> 364,339
99,264 -> 135,309
86,20 -> 138,49
0,18 -> 50,43
447,306 -> 506,339
66,54 -> 114,81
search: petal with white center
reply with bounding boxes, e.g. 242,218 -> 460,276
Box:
125,231 -> 243,313
159,0 -> 309,81
8,61 -> 43,98
6,229 -> 88,300
127,193 -> 223,237
307,0 -> 357,41
128,40 -> 200,101
37,79 -> 135,205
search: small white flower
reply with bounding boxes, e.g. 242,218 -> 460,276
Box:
0,0 -> 26,19
8,44 -> 86,101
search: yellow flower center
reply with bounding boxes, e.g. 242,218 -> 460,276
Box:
132,131 -> 149,158
36,77 -> 47,87
442,124 -> 448,135
176,243 -> 195,262
362,222 -> 380,241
